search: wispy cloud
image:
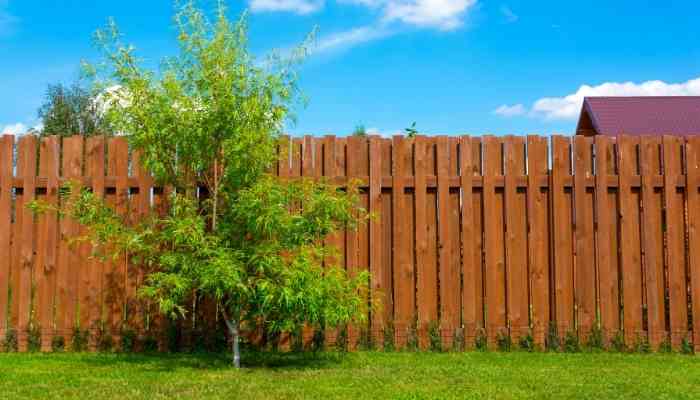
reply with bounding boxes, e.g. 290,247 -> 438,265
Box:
495,76 -> 700,121
500,5 -> 518,23
254,0 -> 479,31
1,122 -> 29,135
249,0 -> 325,15
315,25 -> 393,53
493,103 -> 525,117
0,0 -> 19,37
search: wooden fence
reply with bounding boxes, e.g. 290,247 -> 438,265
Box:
1,133 -> 700,352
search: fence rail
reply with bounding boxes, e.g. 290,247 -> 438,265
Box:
1,133 -> 700,352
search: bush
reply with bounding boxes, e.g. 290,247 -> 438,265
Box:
428,321 -> 442,352
27,325 -> 41,352
475,329 -> 488,352
496,331 -> 512,352
585,326 -> 604,351
335,325 -> 348,353
120,327 -> 137,352
546,324 -> 561,352
2,328 -> 18,352
71,327 -> 89,352
382,321 -> 395,352
518,331 -> 536,352
51,335 -> 65,352
564,331 -> 580,353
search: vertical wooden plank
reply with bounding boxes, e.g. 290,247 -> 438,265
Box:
345,135 -> 363,349
574,135 -> 596,341
58,136 -> 84,345
0,135 -> 12,342
617,135 -> 644,346
436,136 -> 457,347
595,136 -> 620,342
447,137 -> 461,349
132,149 -> 155,343
504,136 -> 528,342
482,136 -> 506,345
321,135 -> 341,346
663,135 -> 688,349
471,138 -> 485,340
368,136 -> 385,343
392,136 -> 413,347
414,136 -> 432,348
460,136 -> 476,347
108,137 -> 128,340
639,136 -> 665,349
16,136 -> 37,351
380,138 -> 393,347
424,138 -> 439,346
527,135 -> 550,346
36,136 -> 59,351
551,135 -> 575,337
85,137 -> 106,348
685,136 -> 700,353
300,136 -> 315,348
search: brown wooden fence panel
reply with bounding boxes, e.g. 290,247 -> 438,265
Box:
663,135 -> 688,349
552,135 -> 574,337
2,133 -> 700,353
0,135 -> 13,342
640,136 -> 665,349
527,135 -> 550,346
482,136 -> 506,345
574,136 -> 596,342
504,136 -> 528,342
37,136 -> 59,351
686,137 -> 700,353
618,135 -> 644,346
595,135 -> 620,341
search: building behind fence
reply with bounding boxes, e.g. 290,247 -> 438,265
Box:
1,133 -> 700,352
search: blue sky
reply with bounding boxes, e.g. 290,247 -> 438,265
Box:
1,0 -> 700,136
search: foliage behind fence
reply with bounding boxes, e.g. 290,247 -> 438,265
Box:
2,133 -> 700,352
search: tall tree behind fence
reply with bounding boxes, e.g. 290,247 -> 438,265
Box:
1,133 -> 700,352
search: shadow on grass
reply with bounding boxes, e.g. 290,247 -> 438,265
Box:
77,350 -> 347,372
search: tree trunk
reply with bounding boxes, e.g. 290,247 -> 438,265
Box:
231,320 -> 241,368
222,311 -> 241,368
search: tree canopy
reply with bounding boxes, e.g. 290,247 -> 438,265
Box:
37,1 -> 370,367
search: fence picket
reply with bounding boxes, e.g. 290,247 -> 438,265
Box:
618,135 -> 644,346
662,136 -> 688,349
0,135 -> 12,342
686,136 -> 700,353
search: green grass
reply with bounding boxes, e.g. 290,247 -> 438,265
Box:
1,351 -> 699,399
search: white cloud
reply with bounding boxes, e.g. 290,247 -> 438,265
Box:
259,0 -> 478,31
493,103 -> 525,117
495,77 -> 700,121
1,123 -> 28,136
500,5 -> 518,23
249,0 -> 325,14
315,25 -> 393,53
383,0 -> 477,30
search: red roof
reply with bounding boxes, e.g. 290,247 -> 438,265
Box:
577,96 -> 700,136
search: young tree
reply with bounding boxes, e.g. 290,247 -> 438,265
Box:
36,82 -> 110,137
43,1 -> 370,367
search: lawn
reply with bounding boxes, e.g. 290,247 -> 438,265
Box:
1,351 -> 699,399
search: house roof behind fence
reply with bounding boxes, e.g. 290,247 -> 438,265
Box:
577,96 -> 700,136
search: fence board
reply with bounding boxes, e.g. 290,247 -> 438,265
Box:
108,137 -> 128,341
618,135 -> 644,346
36,136 -> 59,351
663,135 -> 688,349
459,136 -> 476,347
414,136 -> 431,348
85,137 -> 105,348
0,135 -> 12,341
437,136 -> 458,347
574,135 -> 596,342
595,136 -> 620,342
552,135 -> 574,337
527,135 -> 550,346
392,136 -> 412,347
504,136 -> 528,342
471,138 -> 485,343
16,136 -> 37,351
369,136 -> 385,343
640,136 -> 665,349
482,136 -> 506,345
686,136 -> 700,353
